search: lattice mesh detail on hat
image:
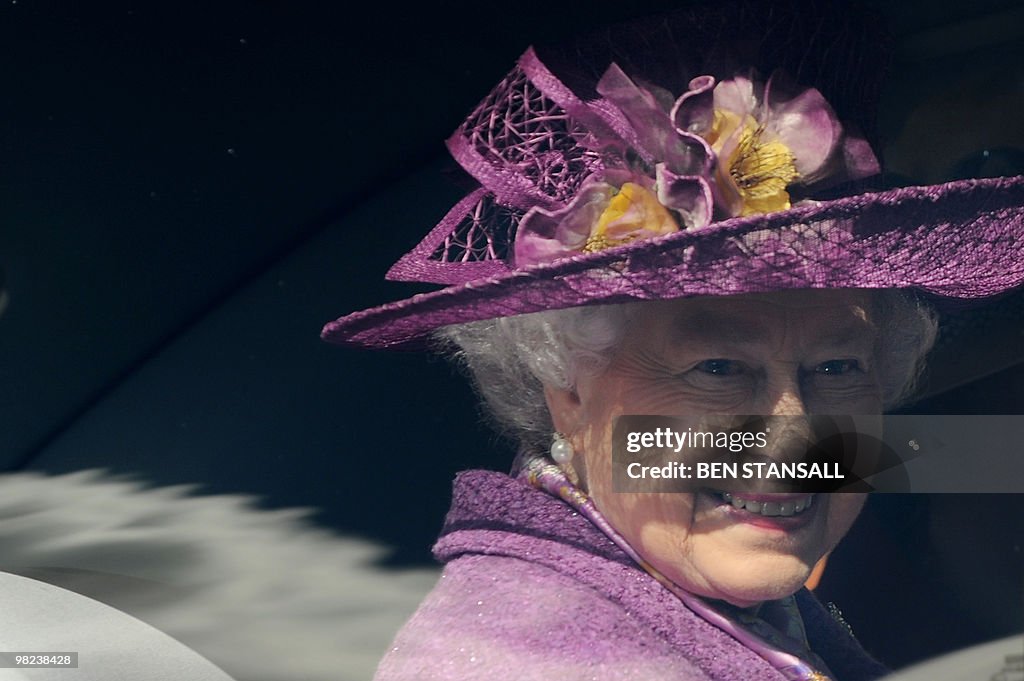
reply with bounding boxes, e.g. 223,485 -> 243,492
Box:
457,64 -> 603,204
386,188 -> 518,284
428,193 -> 523,265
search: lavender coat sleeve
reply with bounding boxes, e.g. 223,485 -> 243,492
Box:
374,471 -> 888,681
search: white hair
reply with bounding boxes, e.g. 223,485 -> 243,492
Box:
434,291 -> 939,459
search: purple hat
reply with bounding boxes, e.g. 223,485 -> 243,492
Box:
322,33 -> 1024,350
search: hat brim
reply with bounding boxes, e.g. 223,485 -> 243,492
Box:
322,176 -> 1024,350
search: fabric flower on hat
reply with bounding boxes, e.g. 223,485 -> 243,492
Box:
701,73 -> 880,217
513,70 -> 716,266
513,174 -> 683,265
513,66 -> 880,267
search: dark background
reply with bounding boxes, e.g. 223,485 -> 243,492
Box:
0,0 -> 1021,671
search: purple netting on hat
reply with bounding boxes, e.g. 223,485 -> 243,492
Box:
325,177 -> 1024,349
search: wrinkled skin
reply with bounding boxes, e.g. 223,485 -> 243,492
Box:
546,290 -> 878,607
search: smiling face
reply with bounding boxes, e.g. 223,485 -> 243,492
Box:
544,289 -> 879,607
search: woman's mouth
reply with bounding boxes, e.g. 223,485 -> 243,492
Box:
714,492 -> 815,517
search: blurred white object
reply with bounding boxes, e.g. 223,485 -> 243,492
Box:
0,470 -> 438,681
881,634 -> 1023,681
0,571 -> 235,681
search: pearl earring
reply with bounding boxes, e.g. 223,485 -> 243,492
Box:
550,432 -> 575,464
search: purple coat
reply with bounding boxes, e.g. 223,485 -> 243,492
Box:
375,470 -> 888,680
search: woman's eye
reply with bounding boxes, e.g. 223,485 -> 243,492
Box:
694,359 -> 743,376
814,359 -> 861,375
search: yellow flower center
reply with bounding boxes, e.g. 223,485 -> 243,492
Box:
727,119 -> 799,216
582,233 -> 629,253
583,182 -> 678,253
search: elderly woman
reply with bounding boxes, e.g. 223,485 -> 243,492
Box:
322,5 -> 1024,680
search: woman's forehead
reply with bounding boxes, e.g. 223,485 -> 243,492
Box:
638,289 -> 876,316
628,290 -> 878,345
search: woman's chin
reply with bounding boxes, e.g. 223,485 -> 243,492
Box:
706,564 -> 813,607
669,552 -> 816,608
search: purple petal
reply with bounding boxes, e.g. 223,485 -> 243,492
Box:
710,163 -> 744,218
671,75 -> 716,135
761,73 -> 880,187
764,83 -> 841,178
641,78 -> 677,113
513,231 -> 575,266
596,63 -> 670,160
553,186 -> 617,246
512,180 -> 617,266
841,133 -> 881,180
665,132 -> 715,178
602,167 -> 652,190
655,164 -> 713,230
598,64 -> 710,177
712,75 -> 756,116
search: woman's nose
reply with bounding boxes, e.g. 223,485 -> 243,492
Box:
770,388 -> 808,416
755,372 -> 809,417
756,374 -> 814,463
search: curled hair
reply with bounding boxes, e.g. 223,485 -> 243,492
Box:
435,291 -> 938,463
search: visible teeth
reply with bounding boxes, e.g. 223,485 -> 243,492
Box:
717,492 -> 815,517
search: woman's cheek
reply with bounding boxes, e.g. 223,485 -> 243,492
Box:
806,391 -> 882,414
